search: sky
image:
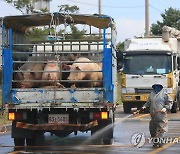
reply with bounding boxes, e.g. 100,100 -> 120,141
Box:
0,0 -> 180,42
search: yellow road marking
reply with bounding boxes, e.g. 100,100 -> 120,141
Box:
134,114 -> 149,119
148,136 -> 180,154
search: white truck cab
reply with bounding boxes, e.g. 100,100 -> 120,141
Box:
121,26 -> 180,113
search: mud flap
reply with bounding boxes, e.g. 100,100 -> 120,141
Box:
91,119 -> 114,145
12,120 -> 34,139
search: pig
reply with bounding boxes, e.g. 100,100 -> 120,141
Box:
64,57 -> 103,88
66,53 -> 81,62
61,53 -> 81,88
16,60 -> 45,88
41,60 -> 62,87
14,56 -> 55,88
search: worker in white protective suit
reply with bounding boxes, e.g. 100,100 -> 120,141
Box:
142,83 -> 173,148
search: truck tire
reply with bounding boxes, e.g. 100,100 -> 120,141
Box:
171,101 -> 178,113
91,119 -> 114,145
14,138 -> 25,151
123,103 -> 131,113
26,131 -> 45,146
176,90 -> 180,110
14,138 -> 25,146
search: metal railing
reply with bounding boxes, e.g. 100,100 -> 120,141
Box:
12,40 -> 105,89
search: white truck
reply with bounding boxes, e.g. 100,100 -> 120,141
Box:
120,26 -> 180,113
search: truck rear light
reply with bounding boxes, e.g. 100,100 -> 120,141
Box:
101,112 -> 108,119
91,112 -> 108,120
8,112 -> 27,120
93,112 -> 101,119
8,113 -> 15,120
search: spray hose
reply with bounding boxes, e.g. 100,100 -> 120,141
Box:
152,110 -> 168,139
132,108 -> 145,115
133,108 -> 167,138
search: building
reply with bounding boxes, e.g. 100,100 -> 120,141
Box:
31,0 -> 50,13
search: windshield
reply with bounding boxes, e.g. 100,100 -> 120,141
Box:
123,54 -> 172,75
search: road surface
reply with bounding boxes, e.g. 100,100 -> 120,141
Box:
0,106 -> 180,154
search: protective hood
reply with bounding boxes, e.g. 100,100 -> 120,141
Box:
152,84 -> 163,89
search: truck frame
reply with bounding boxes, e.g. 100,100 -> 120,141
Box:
1,13 -> 117,145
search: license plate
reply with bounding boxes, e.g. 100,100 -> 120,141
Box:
48,114 -> 69,124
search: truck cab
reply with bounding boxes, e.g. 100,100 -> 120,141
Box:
121,35 -> 180,113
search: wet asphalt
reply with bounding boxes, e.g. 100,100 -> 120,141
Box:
0,105 -> 180,154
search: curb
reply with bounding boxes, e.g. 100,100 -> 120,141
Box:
115,117 -> 180,122
168,118 -> 180,121
115,117 -> 150,122
0,124 -> 11,133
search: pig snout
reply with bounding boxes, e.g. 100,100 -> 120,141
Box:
67,75 -> 73,81
19,83 -> 28,88
41,62 -> 61,86
19,81 -> 34,88
67,72 -> 80,81
18,72 -> 35,88
43,63 -> 60,80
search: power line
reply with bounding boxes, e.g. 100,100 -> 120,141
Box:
150,4 -> 180,18
163,0 -> 174,6
158,0 -> 170,8
149,5 -> 163,13
66,0 -> 145,9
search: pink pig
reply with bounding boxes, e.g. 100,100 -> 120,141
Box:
16,61 -> 45,88
64,57 -> 103,88
41,60 -> 61,86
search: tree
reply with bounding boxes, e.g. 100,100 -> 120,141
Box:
116,42 -> 124,52
65,25 -> 86,40
5,0 -> 32,14
26,27 -> 52,42
58,4 -> 79,14
58,4 -> 88,40
26,4 -> 85,41
4,0 -> 50,14
151,7 -> 180,35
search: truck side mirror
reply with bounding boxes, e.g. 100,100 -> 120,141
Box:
177,57 -> 180,70
116,51 -> 123,71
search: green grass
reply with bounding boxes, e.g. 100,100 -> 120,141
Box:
117,72 -> 122,105
0,112 -> 9,125
0,90 -> 10,125
0,89 -> 1,103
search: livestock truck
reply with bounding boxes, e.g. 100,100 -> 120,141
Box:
1,13 -> 117,145
120,26 -> 180,113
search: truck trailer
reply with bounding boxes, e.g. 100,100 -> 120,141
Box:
120,26 -> 180,113
1,13 -> 117,145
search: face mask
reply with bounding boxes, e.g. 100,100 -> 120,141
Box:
153,86 -> 162,94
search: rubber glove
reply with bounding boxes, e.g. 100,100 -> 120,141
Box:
142,106 -> 146,110
161,108 -> 166,112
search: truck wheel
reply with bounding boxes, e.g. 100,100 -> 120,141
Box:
171,101 -> 178,113
91,119 -> 114,145
14,138 -> 25,146
177,92 -> 180,110
123,103 -> 131,113
26,131 -> 45,146
14,138 -> 25,151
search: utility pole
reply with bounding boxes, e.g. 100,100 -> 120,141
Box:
145,0 -> 150,37
98,0 -> 102,37
98,0 -> 101,15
